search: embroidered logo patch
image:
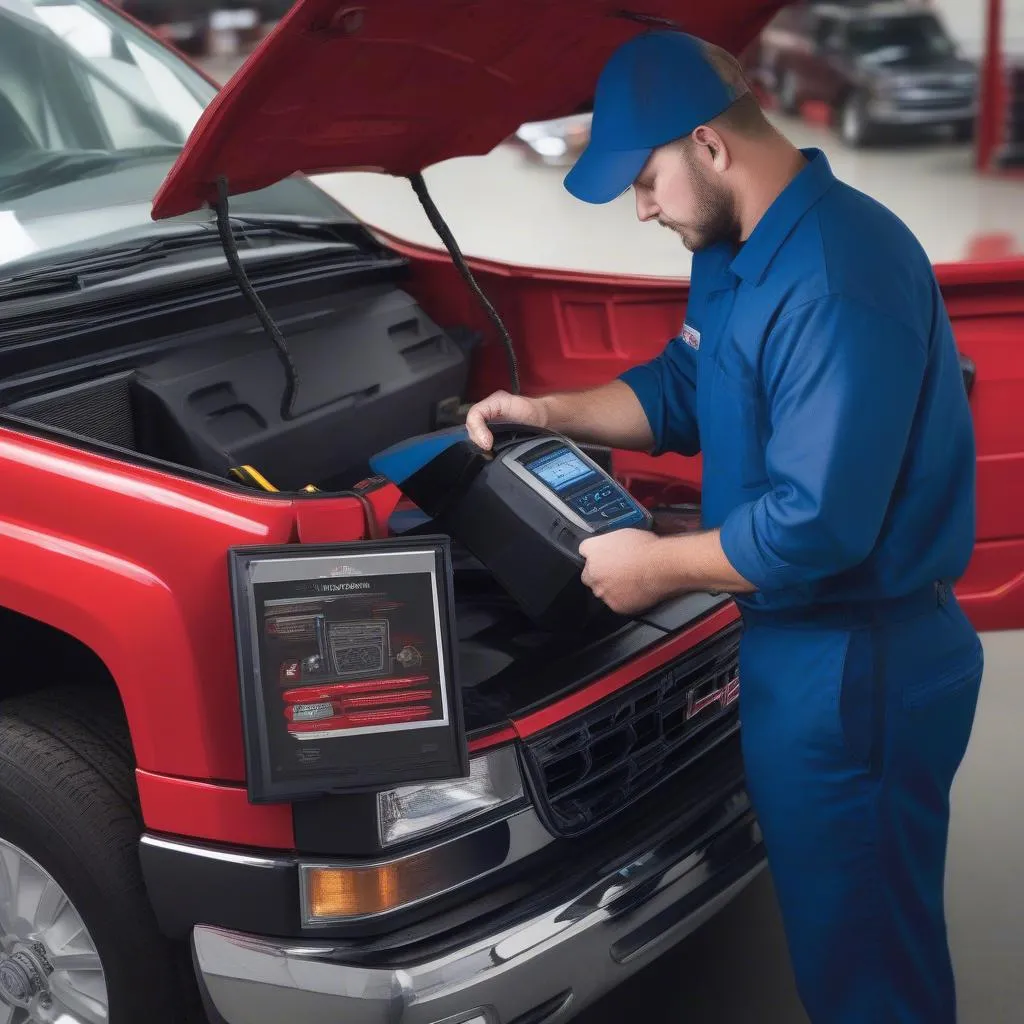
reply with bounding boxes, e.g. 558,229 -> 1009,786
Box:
681,322 -> 701,350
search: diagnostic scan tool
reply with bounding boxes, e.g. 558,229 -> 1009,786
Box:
502,435 -> 650,534
370,424 -> 652,630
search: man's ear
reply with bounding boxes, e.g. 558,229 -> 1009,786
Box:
691,125 -> 731,172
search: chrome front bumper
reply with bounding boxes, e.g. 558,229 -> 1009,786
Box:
867,100 -> 977,125
193,792 -> 764,1024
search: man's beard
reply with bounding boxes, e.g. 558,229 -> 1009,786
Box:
661,151 -> 739,252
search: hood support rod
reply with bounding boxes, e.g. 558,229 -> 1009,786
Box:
214,175 -> 300,420
208,171 -> 520,419
408,172 -> 520,396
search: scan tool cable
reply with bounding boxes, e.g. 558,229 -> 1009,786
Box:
408,172 -> 520,395
214,175 -> 300,420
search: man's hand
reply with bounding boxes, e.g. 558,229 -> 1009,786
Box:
465,381 -> 656,453
465,391 -> 549,450
580,527 -> 758,615
579,529 -> 672,615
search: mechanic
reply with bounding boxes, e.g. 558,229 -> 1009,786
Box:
466,29 -> 982,1024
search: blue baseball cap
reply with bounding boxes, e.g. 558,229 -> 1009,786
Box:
564,31 -> 745,204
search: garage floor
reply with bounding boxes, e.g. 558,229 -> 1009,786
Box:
199,57 -> 1024,1021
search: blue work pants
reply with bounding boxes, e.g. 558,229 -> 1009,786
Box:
739,588 -> 982,1023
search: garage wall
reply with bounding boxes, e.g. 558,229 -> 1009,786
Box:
932,0 -> 1024,59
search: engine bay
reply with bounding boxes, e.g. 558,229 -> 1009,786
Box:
0,261 -> 711,734
4,280 -> 476,494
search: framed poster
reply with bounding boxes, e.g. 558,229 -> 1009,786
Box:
228,537 -> 467,803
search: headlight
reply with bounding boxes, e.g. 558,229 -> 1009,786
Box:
377,745 -> 525,847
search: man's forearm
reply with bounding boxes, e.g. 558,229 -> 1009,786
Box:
538,380 -> 655,452
656,529 -> 757,595
577,526 -> 756,618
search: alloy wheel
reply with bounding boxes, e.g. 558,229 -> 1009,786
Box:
0,838 -> 107,1023
779,70 -> 799,115
840,94 -> 867,147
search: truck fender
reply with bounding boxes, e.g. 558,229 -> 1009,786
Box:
0,518 -> 218,777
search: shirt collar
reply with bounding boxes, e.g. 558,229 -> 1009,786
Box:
729,148 -> 837,286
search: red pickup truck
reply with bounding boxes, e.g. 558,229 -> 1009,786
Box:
0,1 -> 1020,1023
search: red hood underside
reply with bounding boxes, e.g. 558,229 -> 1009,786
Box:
152,0 -> 787,220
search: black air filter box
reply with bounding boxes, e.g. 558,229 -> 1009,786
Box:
131,285 -> 473,490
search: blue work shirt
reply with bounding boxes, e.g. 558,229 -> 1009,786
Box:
620,148 -> 976,614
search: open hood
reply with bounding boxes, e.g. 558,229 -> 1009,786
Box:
152,0 -> 787,220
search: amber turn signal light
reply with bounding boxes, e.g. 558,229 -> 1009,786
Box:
300,844 -> 481,924
305,863 -> 404,919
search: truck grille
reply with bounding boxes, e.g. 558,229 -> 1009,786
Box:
898,93 -> 971,110
521,621 -> 741,838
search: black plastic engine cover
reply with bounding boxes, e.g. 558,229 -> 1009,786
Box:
130,284 -> 473,491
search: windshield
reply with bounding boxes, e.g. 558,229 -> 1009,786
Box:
0,0 -> 213,168
0,0 -> 351,271
846,14 -> 956,65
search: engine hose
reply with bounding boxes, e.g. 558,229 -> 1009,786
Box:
214,176 -> 300,420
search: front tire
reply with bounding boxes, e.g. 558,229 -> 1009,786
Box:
838,91 -> 874,148
0,687 -> 200,1023
777,68 -> 801,115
